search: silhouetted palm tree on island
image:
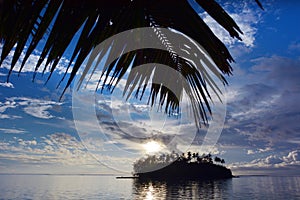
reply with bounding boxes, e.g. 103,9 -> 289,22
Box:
0,0 -> 263,128
133,152 -> 231,179
214,156 -> 222,163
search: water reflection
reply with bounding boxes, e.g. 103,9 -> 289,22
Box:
1,175 -> 299,199
232,176 -> 300,199
132,178 -> 233,199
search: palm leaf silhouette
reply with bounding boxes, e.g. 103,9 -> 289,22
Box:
0,0 -> 263,128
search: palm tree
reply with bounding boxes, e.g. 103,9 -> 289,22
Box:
221,159 -> 225,164
192,152 -> 197,162
0,0 -> 263,128
187,151 -> 192,162
214,156 -> 222,163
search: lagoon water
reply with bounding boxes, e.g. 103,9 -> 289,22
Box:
0,175 -> 299,199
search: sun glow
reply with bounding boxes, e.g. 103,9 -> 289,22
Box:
143,141 -> 163,154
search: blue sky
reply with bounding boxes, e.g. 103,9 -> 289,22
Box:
0,1 -> 300,175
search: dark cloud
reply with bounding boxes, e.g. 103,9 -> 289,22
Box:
251,56 -> 300,88
222,56 -> 300,149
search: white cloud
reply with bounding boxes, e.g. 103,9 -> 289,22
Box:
258,147 -> 273,153
1,97 -> 63,119
247,147 -> 273,155
283,150 -> 300,164
0,100 -> 21,119
0,114 -> 12,119
201,2 -> 262,48
247,150 -> 255,155
0,128 -> 26,134
18,138 -> 37,146
0,100 -> 17,113
0,133 -> 100,168
229,150 -> 300,175
23,105 -> 54,119
0,82 -> 14,88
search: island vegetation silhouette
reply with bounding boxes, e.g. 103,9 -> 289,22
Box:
133,152 -> 232,180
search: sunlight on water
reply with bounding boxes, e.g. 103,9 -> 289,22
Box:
0,175 -> 299,199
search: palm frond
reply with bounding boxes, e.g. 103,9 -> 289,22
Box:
0,0 -> 263,128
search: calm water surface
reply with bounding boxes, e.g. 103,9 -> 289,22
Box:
0,175 -> 299,199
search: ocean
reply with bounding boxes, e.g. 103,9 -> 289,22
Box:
0,174 -> 299,199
